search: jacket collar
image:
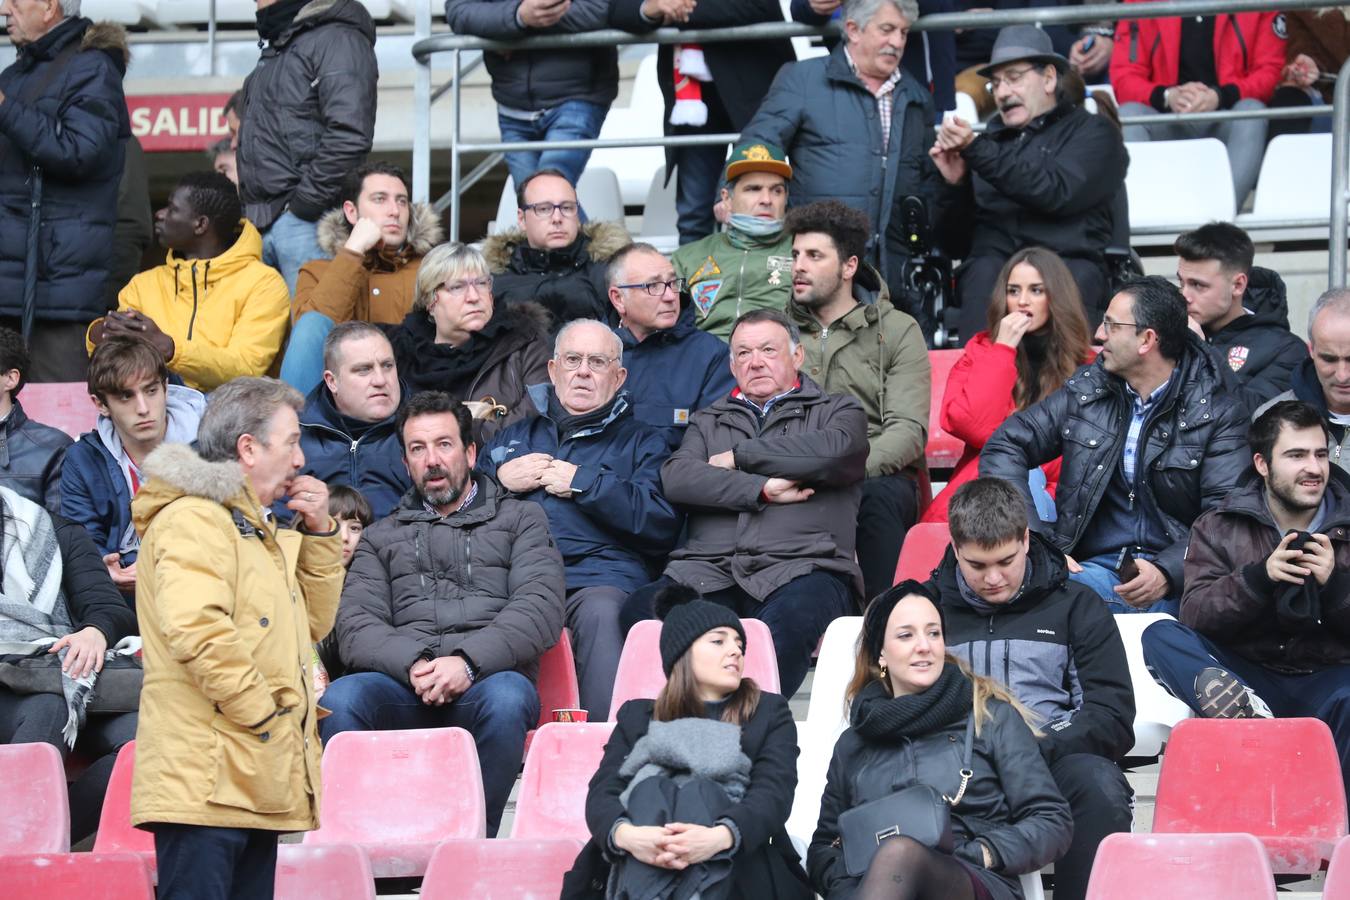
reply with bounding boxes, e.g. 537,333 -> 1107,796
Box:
617,298 -> 699,349
18,16 -> 85,64
525,383 -> 631,436
393,473 -> 499,527
824,41 -> 926,108
936,531 -> 1070,616
300,380 -> 402,438
1215,468 -> 1350,531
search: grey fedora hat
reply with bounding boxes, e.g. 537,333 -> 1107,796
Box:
976,24 -> 1070,78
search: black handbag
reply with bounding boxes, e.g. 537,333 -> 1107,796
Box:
837,714 -> 976,877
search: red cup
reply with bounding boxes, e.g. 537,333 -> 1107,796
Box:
553,708 -> 589,723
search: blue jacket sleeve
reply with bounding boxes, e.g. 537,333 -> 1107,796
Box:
59,442 -> 114,556
570,429 -> 681,556
0,52 -> 123,178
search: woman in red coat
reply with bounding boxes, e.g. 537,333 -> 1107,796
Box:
924,248 -> 1092,523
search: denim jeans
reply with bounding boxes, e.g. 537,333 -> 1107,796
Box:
279,311 -> 335,395
1119,98 -> 1268,204
153,823 -> 278,900
497,99 -> 610,189
1069,551 -> 1179,617
261,210 -> 329,295
673,143 -> 729,246
318,669 -> 539,836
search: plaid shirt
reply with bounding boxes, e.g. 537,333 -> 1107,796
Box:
1122,377 -> 1172,483
844,48 -> 905,151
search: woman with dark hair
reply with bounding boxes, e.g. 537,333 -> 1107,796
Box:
564,586 -> 812,900
923,247 -> 1092,523
809,582 -> 1071,900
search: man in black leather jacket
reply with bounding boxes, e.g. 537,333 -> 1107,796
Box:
981,276 -> 1249,615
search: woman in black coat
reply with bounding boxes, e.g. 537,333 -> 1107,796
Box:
809,581 -> 1072,900
564,586 -> 812,900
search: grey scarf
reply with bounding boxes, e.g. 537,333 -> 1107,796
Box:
618,717 -> 752,807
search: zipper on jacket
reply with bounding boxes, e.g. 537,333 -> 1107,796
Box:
187,263 -> 200,341
465,531 -> 473,586
736,248 -> 750,320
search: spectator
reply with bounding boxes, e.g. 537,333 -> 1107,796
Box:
743,0 -> 940,289
484,168 -> 630,330
1111,1 -> 1283,205
932,25 -> 1127,341
130,378 -> 343,898
444,0 -> 617,189
87,171 -> 291,393
1142,401 -> 1350,796
479,320 -> 679,719
610,0 -> 795,245
0,9 -> 129,381
386,242 -> 550,443
609,242 -> 734,439
328,483 -> 373,569
208,137 -> 237,185
323,391 -> 565,836
623,309 -> 869,697
924,247 -> 1092,523
1269,8 -> 1344,141
295,322 -> 408,520
1176,222 -> 1307,410
61,338 -> 206,598
223,88 -> 242,150
0,325 -> 72,511
981,276 -> 1250,615
785,200 -> 930,601
935,478 -> 1134,900
236,0 -> 377,293
671,143 -> 794,341
808,582 -> 1073,899
283,161 -> 444,395
564,587 -> 810,899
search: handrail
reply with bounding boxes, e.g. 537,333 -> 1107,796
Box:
1332,58 -> 1350,287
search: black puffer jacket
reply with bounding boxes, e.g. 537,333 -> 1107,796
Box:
483,222 -> 630,331
980,336 -> 1250,591
236,0 -> 377,228
1203,267 -> 1309,412
0,398 -> 72,513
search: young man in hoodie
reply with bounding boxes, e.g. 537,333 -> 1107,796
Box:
60,337 -> 207,597
87,171 -> 290,393
931,476 -> 1135,900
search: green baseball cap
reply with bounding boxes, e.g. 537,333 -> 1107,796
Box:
723,141 -> 792,182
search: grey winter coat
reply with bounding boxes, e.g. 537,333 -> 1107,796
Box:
335,475 -> 565,683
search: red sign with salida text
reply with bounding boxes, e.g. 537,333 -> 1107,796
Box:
128,93 -> 232,152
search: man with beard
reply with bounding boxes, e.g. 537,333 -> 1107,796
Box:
786,200 -> 930,600
321,390 -> 565,836
1141,401 -> 1350,796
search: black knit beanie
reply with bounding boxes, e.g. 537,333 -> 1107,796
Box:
862,579 -> 946,663
654,583 -> 747,676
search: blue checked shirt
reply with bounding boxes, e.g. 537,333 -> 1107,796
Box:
1121,377 -> 1172,484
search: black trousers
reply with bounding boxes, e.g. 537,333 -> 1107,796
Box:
856,473 -> 920,604
0,318 -> 90,383
1048,753 -> 1134,900
153,823 -> 279,900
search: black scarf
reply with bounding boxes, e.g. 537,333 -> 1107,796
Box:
850,664 -> 973,744
546,388 -> 619,441
256,0 -> 310,43
390,306 -> 510,395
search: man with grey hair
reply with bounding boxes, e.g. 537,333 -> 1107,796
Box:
479,319 -> 679,719
130,376 -> 343,898
742,0 -> 938,292
1258,288 -> 1350,475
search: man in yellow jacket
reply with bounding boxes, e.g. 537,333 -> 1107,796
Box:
87,172 -> 290,392
130,377 -> 343,898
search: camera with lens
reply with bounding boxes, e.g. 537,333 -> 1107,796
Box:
888,195 -> 954,348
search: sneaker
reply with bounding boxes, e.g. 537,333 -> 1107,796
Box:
1194,667 -> 1263,718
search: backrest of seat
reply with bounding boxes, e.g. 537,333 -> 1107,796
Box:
421,838 -> 586,899
639,166 -> 678,242
93,741 -> 155,857
1249,134 -> 1332,222
535,628 -> 582,725
275,844 -> 375,900
1,852 -> 155,899
805,616 -> 862,729
1085,833 -> 1275,899
893,522 -> 951,584
1124,139 -> 1235,230
20,382 -> 99,439
511,722 -> 617,840
0,742 -> 69,853
1112,613 -> 1192,757
925,350 -> 965,471
576,167 -> 625,226
488,176 -> 517,236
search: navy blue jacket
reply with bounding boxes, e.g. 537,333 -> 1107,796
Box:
479,386 -> 680,592
297,383 -> 411,520
0,18 -> 130,323
618,303 -> 735,443
60,427 -> 131,559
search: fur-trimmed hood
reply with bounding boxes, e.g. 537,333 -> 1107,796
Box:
481,220 -> 631,271
315,202 -> 444,260
82,20 -> 130,67
131,443 -> 257,536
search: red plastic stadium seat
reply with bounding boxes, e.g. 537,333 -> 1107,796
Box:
893,522 -> 951,584
92,741 -> 156,878
0,851 -> 154,899
20,382 -> 99,439
0,742 -> 68,853
525,628 -> 582,756
925,349 -> 965,471
1153,718 -> 1347,874
275,843 -> 375,900
1085,833 -> 1275,899
608,618 -> 780,719
304,728 -> 486,877
511,722 -> 616,840
1324,835 -> 1350,900
420,838 -> 585,899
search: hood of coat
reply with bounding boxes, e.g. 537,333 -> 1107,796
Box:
314,203 -> 444,261
132,442 -> 258,536
1237,265 -> 1291,330
162,220 -> 268,287
20,17 -> 129,73
82,19 -> 130,69
277,0 -> 375,47
482,220 -> 632,272
935,530 -> 1072,615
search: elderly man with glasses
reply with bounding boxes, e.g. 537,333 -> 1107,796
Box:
479,318 -> 680,719
484,168 -> 631,332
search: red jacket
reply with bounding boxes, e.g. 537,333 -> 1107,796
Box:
1109,2 -> 1284,106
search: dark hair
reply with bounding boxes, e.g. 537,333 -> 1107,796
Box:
395,390 -> 474,451
205,137 -> 233,163
1119,276 -> 1189,361
87,337 -> 168,403
1174,221 -> 1254,275
1249,400 -> 1331,463
340,160 -> 409,210
846,580 -> 942,705
175,171 -> 242,241
656,654 -> 762,727
322,320 -> 389,373
730,308 -> 801,347
516,167 -> 574,208
985,247 -> 1091,409
605,241 -> 660,288
0,326 -> 30,396
785,199 -> 870,265
327,484 -> 374,526
223,90 -> 243,117
949,477 -> 1029,549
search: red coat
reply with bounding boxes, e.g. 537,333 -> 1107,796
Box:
922,332 -> 1062,524
1109,1 -> 1284,106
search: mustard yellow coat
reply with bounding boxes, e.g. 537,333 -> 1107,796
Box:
129,443 -> 343,832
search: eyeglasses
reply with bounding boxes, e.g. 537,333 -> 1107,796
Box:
1100,316 -> 1143,332
616,277 -> 686,297
522,201 -> 580,219
437,276 -> 492,299
985,65 -> 1041,93
556,352 -> 617,372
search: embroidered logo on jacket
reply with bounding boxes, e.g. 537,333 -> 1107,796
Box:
1227,346 -> 1250,372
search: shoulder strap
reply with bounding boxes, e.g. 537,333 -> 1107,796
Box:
943,715 -> 977,807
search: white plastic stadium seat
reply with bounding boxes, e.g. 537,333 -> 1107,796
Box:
576,166 -> 625,225
805,616 -> 862,730
638,166 -> 678,251
1114,613 -> 1193,757
1124,139 -> 1235,230
487,176 -> 517,237
1243,133 -> 1333,223
589,54 -> 668,206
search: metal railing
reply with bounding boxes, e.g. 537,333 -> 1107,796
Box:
413,0 -> 1347,281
